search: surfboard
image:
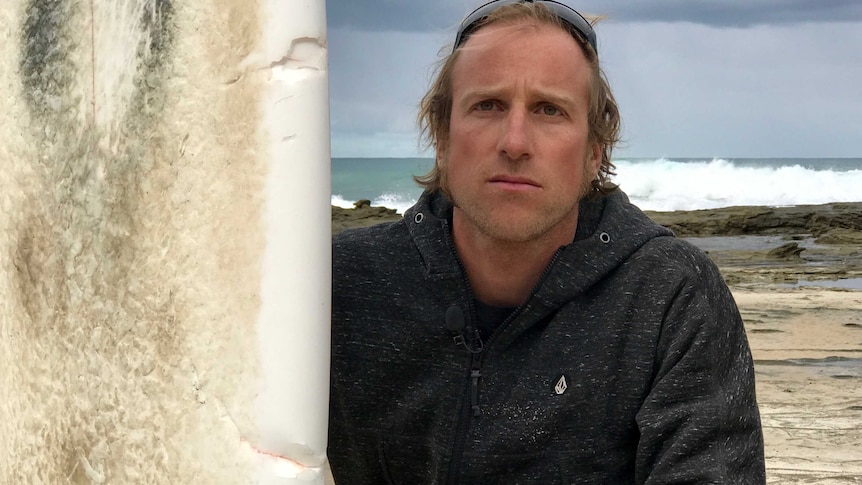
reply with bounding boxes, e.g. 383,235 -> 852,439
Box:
0,0 -> 331,483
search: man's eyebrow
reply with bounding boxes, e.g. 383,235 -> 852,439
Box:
458,87 -> 580,108
538,91 -> 579,108
457,88 -> 504,103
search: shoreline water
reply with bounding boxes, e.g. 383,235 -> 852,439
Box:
332,157 -> 862,214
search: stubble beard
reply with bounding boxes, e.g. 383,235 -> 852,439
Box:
446,163 -> 596,245
454,195 -> 580,244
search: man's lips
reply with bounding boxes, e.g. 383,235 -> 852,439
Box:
488,175 -> 541,189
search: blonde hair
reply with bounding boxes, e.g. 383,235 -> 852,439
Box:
415,2 -> 620,197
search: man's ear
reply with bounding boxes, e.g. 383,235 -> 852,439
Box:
589,143 -> 603,180
435,144 -> 449,194
435,141 -> 448,168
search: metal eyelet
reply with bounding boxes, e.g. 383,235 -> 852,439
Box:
599,232 -> 611,244
414,213 -> 424,224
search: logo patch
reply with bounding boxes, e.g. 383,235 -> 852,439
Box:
555,375 -> 568,395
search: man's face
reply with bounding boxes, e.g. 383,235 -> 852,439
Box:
443,20 -> 600,245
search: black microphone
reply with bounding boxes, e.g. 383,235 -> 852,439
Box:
445,305 -> 483,353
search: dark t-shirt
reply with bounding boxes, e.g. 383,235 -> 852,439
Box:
474,299 -> 516,341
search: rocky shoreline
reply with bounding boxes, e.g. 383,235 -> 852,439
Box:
333,199 -> 862,287
645,202 -> 862,287
644,202 -> 862,238
331,200 -> 401,234
333,199 -> 862,239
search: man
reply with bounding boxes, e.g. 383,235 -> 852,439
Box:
329,1 -> 766,483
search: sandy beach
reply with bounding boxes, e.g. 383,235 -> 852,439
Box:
736,288 -> 862,483
334,200 -> 862,482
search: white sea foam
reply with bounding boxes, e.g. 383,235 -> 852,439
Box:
331,193 -> 417,214
330,194 -> 356,209
615,158 -> 862,211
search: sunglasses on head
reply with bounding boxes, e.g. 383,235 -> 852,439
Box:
453,0 -> 598,56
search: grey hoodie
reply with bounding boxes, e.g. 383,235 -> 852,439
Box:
330,189 -> 765,484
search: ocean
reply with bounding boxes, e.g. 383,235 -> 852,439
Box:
331,157 -> 862,214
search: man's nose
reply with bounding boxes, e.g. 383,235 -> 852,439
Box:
496,107 -> 532,160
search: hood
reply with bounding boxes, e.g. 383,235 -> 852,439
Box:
402,189 -> 674,344
545,189 -> 675,303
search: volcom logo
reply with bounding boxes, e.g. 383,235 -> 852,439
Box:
555,375 -> 568,395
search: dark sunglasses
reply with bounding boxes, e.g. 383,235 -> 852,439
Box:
453,0 -> 598,56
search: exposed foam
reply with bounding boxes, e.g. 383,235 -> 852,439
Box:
1,0 -> 321,482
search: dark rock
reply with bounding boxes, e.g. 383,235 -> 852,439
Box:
332,203 -> 401,234
645,202 -> 862,237
766,243 -> 805,260
815,228 -> 862,245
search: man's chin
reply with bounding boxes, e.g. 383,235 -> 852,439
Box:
471,215 -> 560,244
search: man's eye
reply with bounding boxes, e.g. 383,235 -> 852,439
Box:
476,100 -> 496,111
541,104 -> 562,116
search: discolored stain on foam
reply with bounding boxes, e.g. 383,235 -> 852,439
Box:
10,1 -> 182,482
6,0 -> 271,481
141,0 -> 173,55
20,0 -> 78,122
14,0 -> 176,345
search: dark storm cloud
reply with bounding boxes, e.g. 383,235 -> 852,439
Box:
328,0 -> 862,31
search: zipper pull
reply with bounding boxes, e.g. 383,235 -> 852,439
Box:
468,328 -> 484,354
470,368 -> 482,416
446,305 -> 466,348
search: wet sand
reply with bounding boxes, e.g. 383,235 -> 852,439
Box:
689,214 -> 862,481
735,288 -> 862,483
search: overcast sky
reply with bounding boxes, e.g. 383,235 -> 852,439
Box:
327,1 -> 862,159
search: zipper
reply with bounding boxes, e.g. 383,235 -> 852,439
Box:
443,221 -> 565,484
447,344 -> 482,485
443,220 -> 482,485
468,333 -> 484,416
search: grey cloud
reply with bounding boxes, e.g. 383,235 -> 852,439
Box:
601,0 -> 862,27
328,0 -> 862,31
328,0 -> 464,32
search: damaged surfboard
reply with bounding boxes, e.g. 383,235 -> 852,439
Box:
0,0 -> 331,483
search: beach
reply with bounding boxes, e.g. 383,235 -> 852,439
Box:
738,288 -> 862,483
333,200 -> 862,482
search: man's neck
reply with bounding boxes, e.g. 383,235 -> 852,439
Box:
451,210 -> 578,307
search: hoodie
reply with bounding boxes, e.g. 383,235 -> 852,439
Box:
329,189 -> 765,484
